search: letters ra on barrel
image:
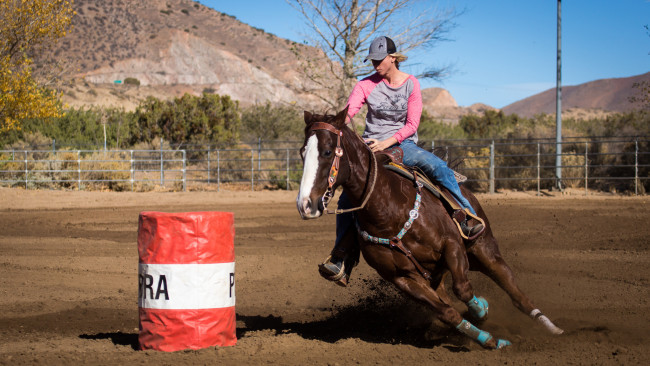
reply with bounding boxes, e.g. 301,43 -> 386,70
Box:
137,211 -> 236,351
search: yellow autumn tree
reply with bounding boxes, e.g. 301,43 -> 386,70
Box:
0,0 -> 75,133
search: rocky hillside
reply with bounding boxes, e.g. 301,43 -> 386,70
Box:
38,0 -> 495,118
37,0 -> 328,109
502,72 -> 650,118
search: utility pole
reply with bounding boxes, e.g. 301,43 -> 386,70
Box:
555,0 -> 563,191
102,113 -> 108,152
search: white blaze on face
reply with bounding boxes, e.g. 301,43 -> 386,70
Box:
296,135 -> 320,214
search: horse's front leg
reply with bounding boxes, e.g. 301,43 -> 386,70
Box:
389,272 -> 510,349
468,236 -> 564,335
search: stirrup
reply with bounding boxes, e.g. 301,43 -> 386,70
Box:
461,220 -> 485,238
452,209 -> 486,241
318,256 -> 349,287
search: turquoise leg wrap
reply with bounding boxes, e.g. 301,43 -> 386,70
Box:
496,339 -> 512,349
456,319 -> 492,346
467,295 -> 489,320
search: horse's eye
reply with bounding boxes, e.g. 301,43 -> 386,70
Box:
322,150 -> 332,158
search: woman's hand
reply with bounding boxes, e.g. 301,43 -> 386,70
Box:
365,137 -> 398,153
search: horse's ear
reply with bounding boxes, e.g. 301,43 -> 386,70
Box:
333,106 -> 349,129
304,111 -> 313,125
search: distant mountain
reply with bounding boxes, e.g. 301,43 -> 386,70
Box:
420,87 -> 496,124
502,72 -> 650,118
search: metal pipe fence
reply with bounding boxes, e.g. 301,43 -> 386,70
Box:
0,137 -> 648,194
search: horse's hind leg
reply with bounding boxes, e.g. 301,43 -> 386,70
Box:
469,237 -> 564,335
389,273 -> 510,349
443,238 -> 490,321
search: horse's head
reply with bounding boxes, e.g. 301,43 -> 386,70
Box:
296,107 -> 349,219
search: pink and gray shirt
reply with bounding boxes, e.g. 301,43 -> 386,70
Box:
346,72 -> 423,144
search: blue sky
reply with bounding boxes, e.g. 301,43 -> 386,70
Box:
202,0 -> 649,108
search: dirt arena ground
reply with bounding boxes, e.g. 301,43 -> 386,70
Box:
0,188 -> 648,365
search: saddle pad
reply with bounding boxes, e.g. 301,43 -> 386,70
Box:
453,170 -> 468,184
384,162 -> 463,211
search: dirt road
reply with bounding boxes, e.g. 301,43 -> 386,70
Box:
0,188 -> 648,365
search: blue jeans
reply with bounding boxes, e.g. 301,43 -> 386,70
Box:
399,139 -> 477,216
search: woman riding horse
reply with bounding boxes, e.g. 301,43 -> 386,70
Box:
297,36 -> 563,349
320,36 -> 484,286
297,107 -> 564,349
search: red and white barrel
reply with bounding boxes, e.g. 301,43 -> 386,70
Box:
137,211 -> 236,351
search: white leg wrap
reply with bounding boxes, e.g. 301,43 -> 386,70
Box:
530,309 -> 564,335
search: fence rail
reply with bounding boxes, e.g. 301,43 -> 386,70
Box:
1,137 -> 648,194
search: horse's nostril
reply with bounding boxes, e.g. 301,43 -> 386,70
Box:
317,197 -> 324,212
302,198 -> 311,213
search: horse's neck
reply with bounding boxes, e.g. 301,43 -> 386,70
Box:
341,129 -> 375,203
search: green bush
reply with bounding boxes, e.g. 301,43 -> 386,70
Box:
418,110 -> 466,141
240,102 -> 303,141
131,93 -> 241,148
124,77 -> 140,86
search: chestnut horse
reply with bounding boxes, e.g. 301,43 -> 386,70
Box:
296,108 -> 564,349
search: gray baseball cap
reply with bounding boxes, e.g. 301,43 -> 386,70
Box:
364,36 -> 397,62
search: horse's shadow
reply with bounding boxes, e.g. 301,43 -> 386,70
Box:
237,296 -> 470,352
78,285 -> 470,352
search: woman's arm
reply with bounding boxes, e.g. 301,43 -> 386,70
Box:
346,81 -> 367,123
366,137 -> 399,152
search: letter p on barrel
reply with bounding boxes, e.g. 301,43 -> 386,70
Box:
137,211 -> 236,351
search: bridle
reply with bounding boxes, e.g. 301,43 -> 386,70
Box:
307,122 -> 378,214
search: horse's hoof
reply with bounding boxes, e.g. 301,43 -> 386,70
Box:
495,339 -> 511,349
531,309 -> 564,335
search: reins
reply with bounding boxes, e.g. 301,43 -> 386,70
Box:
308,122 -> 378,215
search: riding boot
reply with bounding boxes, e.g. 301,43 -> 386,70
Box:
318,221 -> 359,287
453,209 -> 485,239
318,250 -> 354,287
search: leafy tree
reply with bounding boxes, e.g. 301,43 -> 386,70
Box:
132,93 -> 241,148
417,110 -> 466,141
0,0 -> 75,132
288,0 -> 461,108
458,110 -> 541,139
241,102 -> 304,141
132,96 -> 165,144
1,106 -> 138,149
